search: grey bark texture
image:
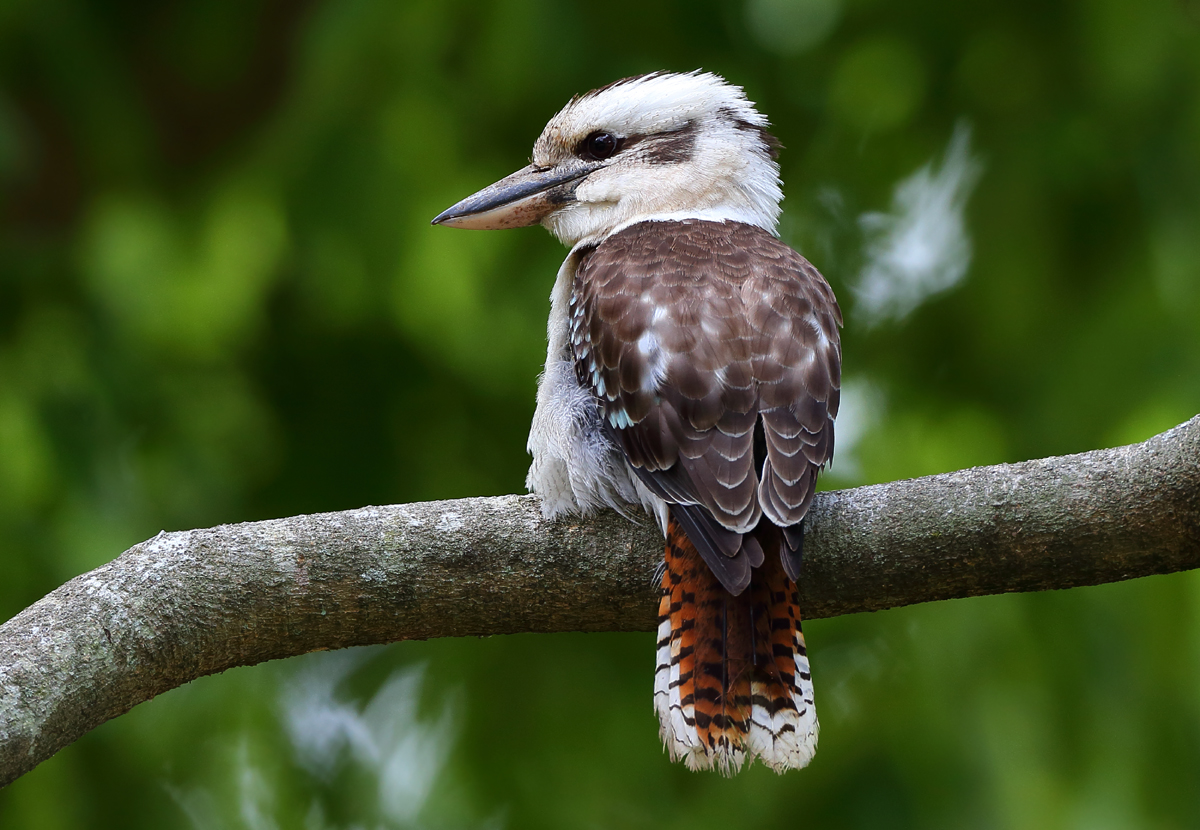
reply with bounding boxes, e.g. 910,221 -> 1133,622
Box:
2,416 -> 1198,788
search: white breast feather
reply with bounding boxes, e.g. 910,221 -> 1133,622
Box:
525,253 -> 667,532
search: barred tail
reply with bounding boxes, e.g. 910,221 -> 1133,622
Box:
654,514 -> 818,775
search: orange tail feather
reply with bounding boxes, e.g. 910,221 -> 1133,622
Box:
654,515 -> 818,774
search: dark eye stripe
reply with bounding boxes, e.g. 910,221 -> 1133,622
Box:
639,122 -> 698,164
574,121 -> 700,166
576,131 -> 622,161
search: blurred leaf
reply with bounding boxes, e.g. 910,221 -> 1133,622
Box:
829,35 -> 927,133
83,183 -> 287,360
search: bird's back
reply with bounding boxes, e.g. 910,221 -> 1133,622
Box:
573,219 -> 841,593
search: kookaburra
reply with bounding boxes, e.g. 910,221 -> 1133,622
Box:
432,71 -> 841,775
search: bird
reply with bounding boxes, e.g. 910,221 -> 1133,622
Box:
431,71 -> 841,775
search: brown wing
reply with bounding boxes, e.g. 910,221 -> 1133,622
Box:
571,219 -> 841,594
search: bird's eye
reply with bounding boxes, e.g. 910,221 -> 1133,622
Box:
581,131 -> 619,161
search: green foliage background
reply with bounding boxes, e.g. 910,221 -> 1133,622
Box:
2,0 -> 1199,827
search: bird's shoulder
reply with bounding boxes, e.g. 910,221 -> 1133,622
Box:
576,219 -> 840,325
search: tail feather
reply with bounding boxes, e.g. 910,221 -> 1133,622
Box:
654,514 -> 818,775
747,540 -> 818,770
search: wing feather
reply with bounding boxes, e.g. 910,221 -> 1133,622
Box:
573,219 -> 841,593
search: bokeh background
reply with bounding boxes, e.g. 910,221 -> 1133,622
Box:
2,0 -> 1200,827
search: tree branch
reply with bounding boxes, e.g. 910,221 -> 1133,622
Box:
2,416 -> 1198,787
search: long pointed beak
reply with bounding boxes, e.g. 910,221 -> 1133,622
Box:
431,161 -> 599,230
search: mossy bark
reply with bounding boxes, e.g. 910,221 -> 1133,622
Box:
2,416 -> 1198,787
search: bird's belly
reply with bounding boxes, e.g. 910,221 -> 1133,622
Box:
525,358 -> 639,517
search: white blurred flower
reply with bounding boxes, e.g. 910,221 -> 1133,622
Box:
854,123 -> 983,324
828,377 -> 885,481
281,650 -> 456,825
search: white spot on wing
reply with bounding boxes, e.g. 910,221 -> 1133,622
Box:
637,329 -> 669,391
636,330 -> 658,356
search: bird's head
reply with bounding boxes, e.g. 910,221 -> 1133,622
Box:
432,71 -> 783,248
